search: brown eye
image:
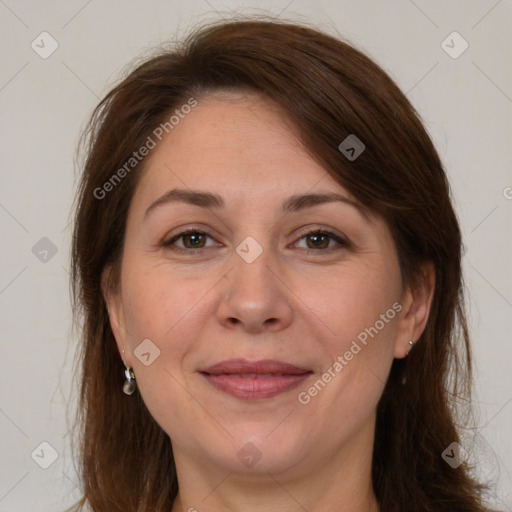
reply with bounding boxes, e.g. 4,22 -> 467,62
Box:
295,230 -> 349,251
164,230 -> 218,252
306,233 -> 330,249
181,232 -> 207,248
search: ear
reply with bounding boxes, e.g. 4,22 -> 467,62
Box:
102,266 -> 132,367
394,262 -> 435,359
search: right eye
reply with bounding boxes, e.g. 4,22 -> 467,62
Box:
163,229 -> 220,253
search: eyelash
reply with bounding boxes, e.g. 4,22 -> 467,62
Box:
163,228 -> 350,255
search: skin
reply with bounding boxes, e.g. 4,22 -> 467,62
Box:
104,91 -> 434,512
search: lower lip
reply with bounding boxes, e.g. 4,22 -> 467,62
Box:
201,373 -> 311,400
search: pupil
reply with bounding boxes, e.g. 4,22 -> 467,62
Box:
186,233 -> 204,247
309,234 -> 327,248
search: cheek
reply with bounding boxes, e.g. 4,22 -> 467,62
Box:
120,261 -> 214,345
118,264 -> 214,437
295,262 -> 401,408
296,262 -> 402,347
118,259 -> 224,405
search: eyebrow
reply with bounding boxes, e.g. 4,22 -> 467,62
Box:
144,188 -> 369,220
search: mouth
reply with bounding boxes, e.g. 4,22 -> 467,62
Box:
199,359 -> 313,400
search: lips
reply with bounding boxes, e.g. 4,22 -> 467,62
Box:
199,359 -> 312,400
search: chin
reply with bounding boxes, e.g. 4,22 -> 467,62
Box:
204,429 -> 307,476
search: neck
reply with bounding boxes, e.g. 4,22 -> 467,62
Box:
170,420 -> 379,512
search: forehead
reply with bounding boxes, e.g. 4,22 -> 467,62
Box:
131,92 -> 349,208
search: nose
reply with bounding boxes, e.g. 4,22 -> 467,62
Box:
216,248 -> 294,334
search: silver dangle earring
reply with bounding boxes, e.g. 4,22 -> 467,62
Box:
406,340 -> 415,356
123,366 -> 136,395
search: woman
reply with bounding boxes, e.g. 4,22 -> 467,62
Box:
70,18 -> 491,512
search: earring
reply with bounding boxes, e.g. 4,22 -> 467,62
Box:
406,340 -> 415,356
122,366 -> 136,395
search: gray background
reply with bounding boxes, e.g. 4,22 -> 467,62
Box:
0,0 -> 511,510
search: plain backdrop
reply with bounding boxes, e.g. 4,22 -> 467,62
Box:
0,1 -> 511,510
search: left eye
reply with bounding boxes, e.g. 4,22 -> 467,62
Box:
165,230 -> 217,250
294,230 -> 348,250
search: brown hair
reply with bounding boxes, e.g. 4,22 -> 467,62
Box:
71,18 -> 489,512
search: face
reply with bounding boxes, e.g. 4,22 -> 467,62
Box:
106,92 -> 428,478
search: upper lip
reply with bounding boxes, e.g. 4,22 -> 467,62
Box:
200,358 -> 312,375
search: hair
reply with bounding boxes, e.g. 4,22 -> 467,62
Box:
70,17 -> 489,512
